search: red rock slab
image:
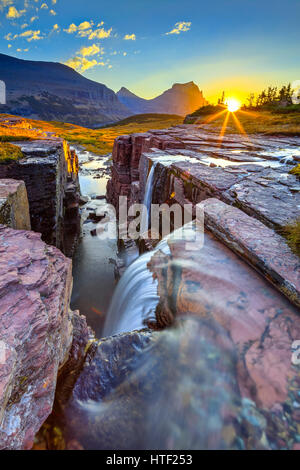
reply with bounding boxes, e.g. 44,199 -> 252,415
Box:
149,226 -> 300,413
202,198 -> 300,308
0,226 -> 74,449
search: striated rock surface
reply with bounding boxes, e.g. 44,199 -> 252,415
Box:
147,224 -> 300,449
0,225 -> 76,449
0,179 -> 30,230
0,137 -> 80,256
107,125 -> 300,231
202,198 -> 300,308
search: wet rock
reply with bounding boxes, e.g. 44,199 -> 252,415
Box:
87,212 -> 106,223
39,316 -> 299,450
202,198 -> 300,308
107,125 -> 300,232
114,239 -> 139,280
0,179 -> 30,230
147,223 -> 300,448
0,225 -> 75,449
79,195 -> 89,206
226,167 -> 300,229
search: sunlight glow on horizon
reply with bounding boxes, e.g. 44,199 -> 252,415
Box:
225,97 -> 241,112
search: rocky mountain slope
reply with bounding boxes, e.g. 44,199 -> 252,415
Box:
117,82 -> 208,116
0,53 -> 130,127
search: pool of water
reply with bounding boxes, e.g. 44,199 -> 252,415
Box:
70,147 -> 118,337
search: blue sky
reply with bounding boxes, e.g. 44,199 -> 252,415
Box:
0,0 -> 299,102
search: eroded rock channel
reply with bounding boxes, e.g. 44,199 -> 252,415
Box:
0,120 -> 300,450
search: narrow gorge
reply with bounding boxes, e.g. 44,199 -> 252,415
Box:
0,117 -> 300,450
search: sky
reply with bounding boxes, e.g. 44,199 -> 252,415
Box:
0,0 -> 299,103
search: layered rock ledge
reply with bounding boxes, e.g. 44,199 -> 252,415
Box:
107,125 -> 300,307
0,225 -> 89,450
147,224 -> 300,449
0,137 -> 80,256
107,126 -> 300,230
202,198 -> 300,308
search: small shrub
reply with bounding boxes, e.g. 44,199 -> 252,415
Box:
283,220 -> 300,256
289,164 -> 300,176
0,135 -> 31,142
0,142 -> 24,164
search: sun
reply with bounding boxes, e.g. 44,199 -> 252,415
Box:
225,98 -> 241,113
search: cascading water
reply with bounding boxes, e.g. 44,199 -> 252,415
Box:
103,223 -> 199,337
103,237 -> 170,336
140,161 -> 157,234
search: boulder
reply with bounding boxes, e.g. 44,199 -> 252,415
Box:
0,225 -> 75,449
0,179 -> 30,230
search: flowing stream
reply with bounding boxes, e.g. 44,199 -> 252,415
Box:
70,147 -> 118,337
140,161 -> 157,234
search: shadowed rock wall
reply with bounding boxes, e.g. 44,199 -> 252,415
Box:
0,138 -> 80,256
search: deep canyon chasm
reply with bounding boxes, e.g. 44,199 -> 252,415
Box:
0,117 -> 300,450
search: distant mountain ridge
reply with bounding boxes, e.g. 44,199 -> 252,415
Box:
117,82 -> 208,116
0,53 -> 208,126
0,53 -> 130,127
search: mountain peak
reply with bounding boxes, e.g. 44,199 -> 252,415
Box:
117,81 -> 208,116
172,81 -> 196,88
117,87 -> 139,98
0,53 -> 130,127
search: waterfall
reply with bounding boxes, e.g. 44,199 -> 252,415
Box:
103,223 -> 197,337
140,161 -> 157,235
103,237 -> 170,337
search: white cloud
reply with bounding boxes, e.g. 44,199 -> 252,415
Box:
65,56 -> 105,72
64,23 -> 77,34
64,21 -> 93,34
50,23 -> 60,33
77,27 -> 109,39
64,21 -> 112,40
19,29 -> 43,41
49,9 -> 56,15
30,15 -> 38,22
78,21 -> 93,31
6,6 -> 26,19
65,41 -> 108,72
78,44 -> 103,57
165,21 -> 191,35
124,33 -> 136,41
